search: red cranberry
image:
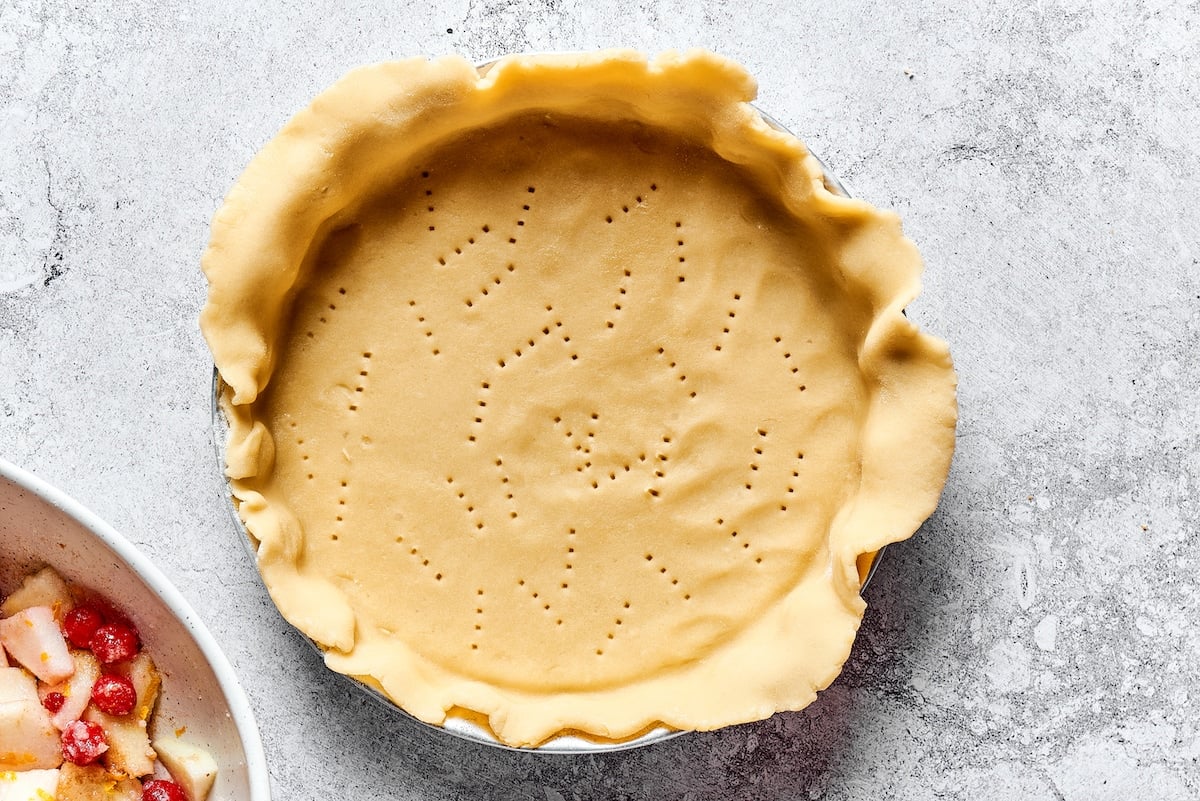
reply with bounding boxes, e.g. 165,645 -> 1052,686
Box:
92,598 -> 139,638
142,780 -> 188,801
42,692 -> 66,714
61,720 -> 108,765
91,674 -> 137,715
90,623 -> 140,664
62,606 -> 104,649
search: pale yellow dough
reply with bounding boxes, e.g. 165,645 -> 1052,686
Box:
200,50 -> 957,747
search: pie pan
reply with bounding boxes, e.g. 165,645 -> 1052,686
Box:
201,49 -> 956,751
206,96 -> 881,751
0,457 -> 272,796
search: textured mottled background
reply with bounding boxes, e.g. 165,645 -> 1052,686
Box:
1,0 -> 1197,798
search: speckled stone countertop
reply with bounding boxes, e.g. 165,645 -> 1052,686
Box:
1,1 -> 1197,798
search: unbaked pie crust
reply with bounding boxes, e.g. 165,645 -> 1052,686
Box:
200,50 -> 957,747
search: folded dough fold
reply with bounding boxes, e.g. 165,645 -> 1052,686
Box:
201,49 -> 957,747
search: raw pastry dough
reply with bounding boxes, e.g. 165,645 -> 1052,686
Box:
200,50 -> 957,747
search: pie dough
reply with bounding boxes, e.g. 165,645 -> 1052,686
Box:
200,50 -> 957,747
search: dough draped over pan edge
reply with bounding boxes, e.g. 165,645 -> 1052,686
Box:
200,50 -> 957,747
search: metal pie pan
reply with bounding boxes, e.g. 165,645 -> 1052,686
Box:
209,56 -> 879,752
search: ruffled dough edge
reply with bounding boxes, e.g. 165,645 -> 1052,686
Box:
200,49 -> 958,746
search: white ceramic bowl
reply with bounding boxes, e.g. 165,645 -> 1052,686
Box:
0,458 -> 271,800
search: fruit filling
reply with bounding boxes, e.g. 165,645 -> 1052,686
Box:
0,567 -> 219,801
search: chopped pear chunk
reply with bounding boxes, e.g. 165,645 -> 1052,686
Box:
0,767 -> 60,801
0,567 -> 75,621
0,667 -> 62,770
0,607 -> 75,684
38,650 -> 101,730
114,652 -> 160,723
82,705 -> 155,779
153,739 -> 218,801
56,762 -> 142,801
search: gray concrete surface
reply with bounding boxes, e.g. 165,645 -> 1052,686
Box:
1,0 -> 1197,798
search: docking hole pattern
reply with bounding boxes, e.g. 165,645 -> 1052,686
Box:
268,119 -> 839,682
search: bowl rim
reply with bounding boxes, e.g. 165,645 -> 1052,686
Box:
0,456 -> 273,799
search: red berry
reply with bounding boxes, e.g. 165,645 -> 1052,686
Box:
62,606 -> 104,649
92,598 -> 139,638
61,720 -> 108,765
91,674 -> 137,715
143,779 -> 188,801
90,623 -> 139,664
42,691 -> 66,714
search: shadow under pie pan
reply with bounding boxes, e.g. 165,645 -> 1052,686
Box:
201,50 -> 957,753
